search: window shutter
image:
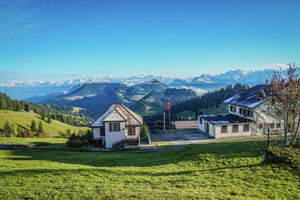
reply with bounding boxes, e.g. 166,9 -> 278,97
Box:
133,127 -> 136,135
109,123 -> 112,131
117,123 -> 120,131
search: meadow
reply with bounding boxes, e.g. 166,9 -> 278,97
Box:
0,137 -> 67,144
0,110 -> 89,137
0,142 -> 299,199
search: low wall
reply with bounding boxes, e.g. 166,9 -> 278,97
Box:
174,120 -> 198,129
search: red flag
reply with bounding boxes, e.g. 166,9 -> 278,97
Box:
167,98 -> 170,110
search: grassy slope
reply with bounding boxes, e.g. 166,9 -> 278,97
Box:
0,110 -> 88,136
0,142 -> 299,199
0,137 -> 67,144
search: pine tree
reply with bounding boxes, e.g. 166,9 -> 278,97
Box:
10,124 -> 15,137
38,121 -> 43,133
47,112 -> 52,123
17,127 -> 23,137
31,120 -> 36,132
3,121 -> 10,137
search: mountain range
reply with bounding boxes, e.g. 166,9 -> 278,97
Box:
38,79 -> 196,116
1,67 -> 298,100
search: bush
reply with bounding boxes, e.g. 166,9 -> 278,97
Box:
66,129 -> 93,148
140,124 -> 148,137
140,136 -> 149,143
39,129 -> 49,138
23,130 -> 34,138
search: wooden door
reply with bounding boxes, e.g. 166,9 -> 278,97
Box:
206,122 -> 209,134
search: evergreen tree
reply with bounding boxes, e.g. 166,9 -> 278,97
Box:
17,127 -> 23,137
47,112 -> 52,123
10,124 -> 15,137
38,121 -> 43,133
31,120 -> 36,132
65,129 -> 71,138
3,121 -> 10,137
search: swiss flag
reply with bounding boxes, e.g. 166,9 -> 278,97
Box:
167,98 -> 170,110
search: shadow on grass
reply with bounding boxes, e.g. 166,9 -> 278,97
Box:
0,163 -> 264,178
5,141 -> 266,168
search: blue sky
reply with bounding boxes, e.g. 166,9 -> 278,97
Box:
0,0 -> 299,82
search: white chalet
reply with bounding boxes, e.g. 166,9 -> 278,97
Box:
198,84 -> 281,138
90,104 -> 143,148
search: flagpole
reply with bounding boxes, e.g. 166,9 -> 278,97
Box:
169,97 -> 171,131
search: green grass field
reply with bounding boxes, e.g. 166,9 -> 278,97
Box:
0,142 -> 299,199
0,137 -> 67,144
0,110 -> 89,137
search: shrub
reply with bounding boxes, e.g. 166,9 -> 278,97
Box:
66,129 -> 93,148
23,130 -> 34,138
140,124 -> 148,137
40,129 -> 49,138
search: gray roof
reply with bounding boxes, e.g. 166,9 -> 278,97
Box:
199,113 -> 253,125
224,84 -> 271,108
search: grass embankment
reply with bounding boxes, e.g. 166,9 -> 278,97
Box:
0,137 -> 67,144
0,142 -> 299,199
0,110 -> 89,137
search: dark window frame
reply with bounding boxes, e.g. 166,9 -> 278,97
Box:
232,125 -> 239,133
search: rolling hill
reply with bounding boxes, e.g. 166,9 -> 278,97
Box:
0,110 -> 89,137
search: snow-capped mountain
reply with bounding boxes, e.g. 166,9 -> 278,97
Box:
1,66 -> 298,100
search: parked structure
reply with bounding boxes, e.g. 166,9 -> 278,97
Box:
198,84 -> 281,138
90,104 -> 143,148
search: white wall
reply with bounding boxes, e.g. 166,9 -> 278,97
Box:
214,123 -> 254,138
198,116 -> 205,132
93,128 -> 100,138
105,122 -> 126,148
228,104 -> 255,120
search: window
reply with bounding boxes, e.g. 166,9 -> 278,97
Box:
243,124 -> 249,132
232,125 -> 239,133
258,124 -> 263,129
239,108 -> 243,114
199,117 -> 203,124
276,123 -> 281,128
270,123 -> 275,129
230,106 -> 236,112
128,127 -> 136,136
249,111 -> 253,117
221,125 -> 227,133
109,123 -> 120,132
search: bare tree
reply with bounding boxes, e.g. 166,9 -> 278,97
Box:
261,63 -> 300,146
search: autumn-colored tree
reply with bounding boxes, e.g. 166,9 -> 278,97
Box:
23,129 -> 34,138
262,63 -> 299,146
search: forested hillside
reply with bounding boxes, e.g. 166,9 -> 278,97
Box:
144,84 -> 249,128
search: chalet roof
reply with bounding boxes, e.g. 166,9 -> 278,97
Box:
199,113 -> 253,125
90,104 -> 143,127
223,84 -> 272,109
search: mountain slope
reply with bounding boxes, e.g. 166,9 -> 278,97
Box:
131,88 -> 196,116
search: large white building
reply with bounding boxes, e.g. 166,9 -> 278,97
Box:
90,104 -> 143,148
198,84 -> 281,138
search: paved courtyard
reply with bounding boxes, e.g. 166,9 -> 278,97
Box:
150,128 -> 212,145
